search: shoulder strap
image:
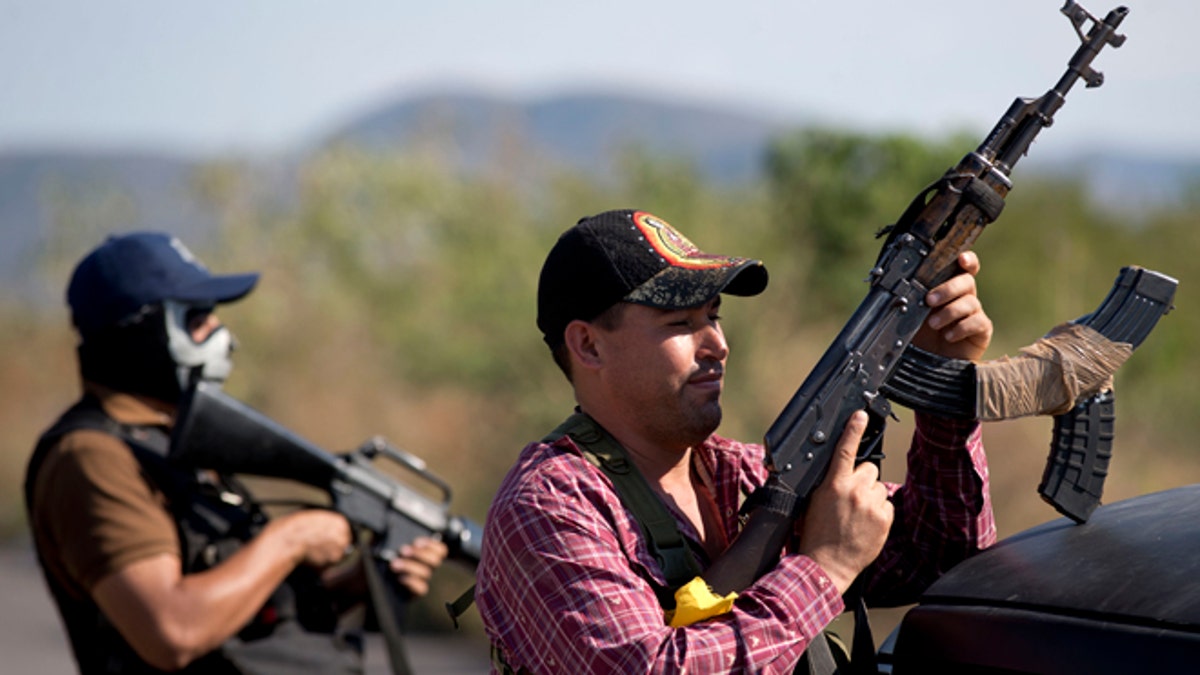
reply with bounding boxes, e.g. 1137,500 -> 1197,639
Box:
447,411 -> 708,666
547,412 -> 702,604
24,396 -> 162,513
361,538 -> 415,675
561,414 -> 877,674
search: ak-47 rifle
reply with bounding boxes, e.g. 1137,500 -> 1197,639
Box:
765,1 -> 1134,505
170,380 -> 483,675
704,2 -> 1155,595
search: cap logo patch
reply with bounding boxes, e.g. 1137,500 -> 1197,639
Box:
633,211 -> 741,270
169,237 -> 208,272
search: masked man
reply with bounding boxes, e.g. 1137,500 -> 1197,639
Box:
26,232 -> 446,673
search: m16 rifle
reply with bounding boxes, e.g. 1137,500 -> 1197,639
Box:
171,380 -> 482,675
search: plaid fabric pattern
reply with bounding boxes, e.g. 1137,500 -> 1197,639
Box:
476,412 -> 994,673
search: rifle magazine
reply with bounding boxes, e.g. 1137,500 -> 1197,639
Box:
1039,390 -> 1115,524
880,346 -> 977,419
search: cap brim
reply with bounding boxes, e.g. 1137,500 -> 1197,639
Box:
624,259 -> 767,309
171,273 -> 260,306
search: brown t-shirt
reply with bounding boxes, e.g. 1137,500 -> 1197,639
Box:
29,386 -> 179,599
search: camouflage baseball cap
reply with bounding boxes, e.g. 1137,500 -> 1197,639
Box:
536,209 -> 768,347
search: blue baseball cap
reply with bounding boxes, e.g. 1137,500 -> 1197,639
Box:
67,232 -> 260,336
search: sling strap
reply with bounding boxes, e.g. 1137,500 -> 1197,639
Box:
463,411 -> 863,674
546,412 -> 703,602
557,413 -> 868,674
361,536 -> 414,675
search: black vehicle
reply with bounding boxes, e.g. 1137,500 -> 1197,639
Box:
879,484 -> 1200,674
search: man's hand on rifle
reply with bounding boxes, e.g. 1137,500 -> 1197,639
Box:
389,537 -> 449,597
911,251 -> 993,362
275,509 -> 354,568
318,531 -> 448,601
797,411 -> 894,595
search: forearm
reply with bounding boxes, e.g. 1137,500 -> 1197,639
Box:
688,554 -> 845,671
864,412 -> 995,604
906,411 -> 996,549
171,517 -> 313,646
481,511 -> 843,673
93,515 -> 319,669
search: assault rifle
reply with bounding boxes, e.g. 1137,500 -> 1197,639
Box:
705,2 -> 1139,595
764,0 -> 1132,506
170,380 -> 483,675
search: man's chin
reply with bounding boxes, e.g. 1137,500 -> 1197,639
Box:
687,404 -> 723,442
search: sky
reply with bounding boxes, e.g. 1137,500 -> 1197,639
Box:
1,0 -> 1197,160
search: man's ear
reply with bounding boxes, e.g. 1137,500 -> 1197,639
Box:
563,320 -> 603,372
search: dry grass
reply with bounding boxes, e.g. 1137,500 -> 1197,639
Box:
6,307 -> 1197,636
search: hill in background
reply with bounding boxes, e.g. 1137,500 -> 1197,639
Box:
3,88 -> 1196,305
318,90 -> 787,184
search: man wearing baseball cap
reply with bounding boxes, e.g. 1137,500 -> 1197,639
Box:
25,232 -> 446,673
475,210 -> 996,673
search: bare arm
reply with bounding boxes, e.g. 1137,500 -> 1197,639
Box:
91,509 -> 351,671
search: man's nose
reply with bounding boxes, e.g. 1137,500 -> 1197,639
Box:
190,313 -> 223,343
697,321 -> 728,361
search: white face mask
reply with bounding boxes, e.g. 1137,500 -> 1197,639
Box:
163,299 -> 235,388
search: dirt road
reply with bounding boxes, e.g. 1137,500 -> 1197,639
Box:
0,539 -> 490,674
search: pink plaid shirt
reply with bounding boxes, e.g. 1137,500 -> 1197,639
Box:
476,413 -> 994,673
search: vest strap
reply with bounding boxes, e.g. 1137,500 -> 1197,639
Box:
546,412 -> 703,597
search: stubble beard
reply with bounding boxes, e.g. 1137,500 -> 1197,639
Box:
667,387 -> 723,450
690,403 -> 722,446
621,360 -> 725,451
